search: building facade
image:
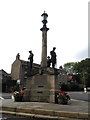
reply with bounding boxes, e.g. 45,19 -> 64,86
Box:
11,54 -> 40,88
0,69 -> 13,92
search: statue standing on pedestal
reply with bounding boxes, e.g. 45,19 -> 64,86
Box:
50,47 -> 57,68
47,56 -> 51,67
16,53 -> 20,60
28,50 -> 34,71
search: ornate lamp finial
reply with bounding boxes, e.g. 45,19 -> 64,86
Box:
41,11 -> 48,25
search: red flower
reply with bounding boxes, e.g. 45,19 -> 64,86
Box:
19,90 -> 24,94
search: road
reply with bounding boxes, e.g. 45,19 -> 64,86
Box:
1,113 -> 48,120
0,93 -> 12,99
68,92 -> 90,101
1,113 -> 36,120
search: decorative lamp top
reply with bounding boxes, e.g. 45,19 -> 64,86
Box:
40,11 -> 49,31
41,11 -> 48,21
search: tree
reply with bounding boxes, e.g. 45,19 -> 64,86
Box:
63,62 -> 78,74
76,58 -> 90,87
63,58 -> 90,87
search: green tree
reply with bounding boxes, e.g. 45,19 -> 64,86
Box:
63,62 -> 78,74
63,58 -> 90,87
76,58 -> 90,87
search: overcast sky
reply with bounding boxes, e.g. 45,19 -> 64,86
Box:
0,0 -> 88,73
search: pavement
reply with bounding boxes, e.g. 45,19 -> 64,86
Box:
0,99 -> 90,120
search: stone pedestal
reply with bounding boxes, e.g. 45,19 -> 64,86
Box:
23,68 -> 59,103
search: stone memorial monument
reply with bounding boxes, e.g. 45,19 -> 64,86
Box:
24,12 -> 59,103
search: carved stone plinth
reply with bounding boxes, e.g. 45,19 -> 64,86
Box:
23,71 -> 59,103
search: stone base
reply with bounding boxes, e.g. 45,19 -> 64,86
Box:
23,73 -> 59,103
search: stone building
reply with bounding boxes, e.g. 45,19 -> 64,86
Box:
11,53 -> 40,88
0,69 -> 13,92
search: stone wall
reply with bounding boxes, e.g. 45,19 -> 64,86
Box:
24,69 -> 59,103
11,60 -> 21,80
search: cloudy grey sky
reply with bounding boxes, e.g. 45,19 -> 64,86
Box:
0,0 -> 88,73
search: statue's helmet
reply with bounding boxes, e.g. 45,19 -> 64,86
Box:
53,47 -> 56,50
47,56 -> 50,58
29,50 -> 32,53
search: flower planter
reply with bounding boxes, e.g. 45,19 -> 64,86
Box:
58,98 -> 68,105
13,90 -> 25,102
14,96 -> 23,102
55,91 -> 70,105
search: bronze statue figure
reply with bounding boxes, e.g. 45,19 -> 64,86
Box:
28,50 -> 34,71
50,47 -> 57,68
47,56 -> 51,67
16,53 -> 20,60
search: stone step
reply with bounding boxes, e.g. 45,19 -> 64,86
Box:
2,107 -> 89,120
1,110 -> 85,120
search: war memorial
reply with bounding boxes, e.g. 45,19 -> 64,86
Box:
23,11 -> 60,103
11,11 -> 61,103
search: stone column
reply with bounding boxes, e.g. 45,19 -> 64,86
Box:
40,11 -> 49,68
40,27 -> 49,68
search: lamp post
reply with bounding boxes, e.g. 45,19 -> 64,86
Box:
40,11 -> 49,68
83,72 -> 87,93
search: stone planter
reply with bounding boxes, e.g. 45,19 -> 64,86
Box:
14,96 -> 23,102
58,98 -> 68,105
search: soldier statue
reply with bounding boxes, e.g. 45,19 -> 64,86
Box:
50,47 -> 57,68
28,50 -> 34,71
16,53 -> 20,60
47,56 -> 51,67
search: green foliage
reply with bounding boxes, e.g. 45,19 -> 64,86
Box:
63,58 -> 90,87
64,62 -> 75,67
76,58 -> 90,87
61,83 -> 83,91
63,62 -> 78,74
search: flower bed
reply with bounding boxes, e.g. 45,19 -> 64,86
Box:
55,91 -> 70,104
